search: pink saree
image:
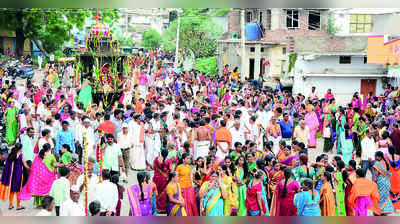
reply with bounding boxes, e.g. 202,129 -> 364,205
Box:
18,156 -> 56,200
305,112 -> 319,147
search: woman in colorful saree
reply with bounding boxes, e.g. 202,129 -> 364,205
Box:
5,100 -> 18,145
166,171 -> 186,216
294,178 -> 321,216
320,171 -> 335,216
384,145 -> 400,210
342,123 -> 354,165
348,168 -> 380,216
344,160 -> 357,216
175,153 -> 198,216
127,171 -> 152,216
373,151 -> 394,216
333,159 -> 346,216
305,107 -> 319,148
18,143 -> 57,208
235,155 -> 249,216
77,74 -> 93,110
268,161 -> 283,215
272,168 -> 300,216
199,170 -> 227,216
0,143 -> 31,210
219,164 -> 238,216
245,170 -> 268,216
277,145 -> 298,168
153,149 -> 172,214
336,107 -> 347,154
294,154 -> 315,186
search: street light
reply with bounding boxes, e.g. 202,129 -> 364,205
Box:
174,8 -> 183,69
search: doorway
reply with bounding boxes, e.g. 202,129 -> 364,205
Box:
260,58 -> 265,77
360,79 -> 376,97
249,58 -> 255,80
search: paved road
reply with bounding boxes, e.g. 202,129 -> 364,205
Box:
0,70 -> 398,216
0,138 -> 328,216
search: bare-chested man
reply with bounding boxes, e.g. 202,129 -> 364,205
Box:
19,103 -> 33,134
194,120 -> 211,159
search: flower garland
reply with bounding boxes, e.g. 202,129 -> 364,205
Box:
96,131 -> 106,182
83,133 -> 89,216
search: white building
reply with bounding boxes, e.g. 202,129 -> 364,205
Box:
292,9 -> 400,105
119,8 -> 171,44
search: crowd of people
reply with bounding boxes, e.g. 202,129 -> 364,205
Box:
0,59 -> 400,217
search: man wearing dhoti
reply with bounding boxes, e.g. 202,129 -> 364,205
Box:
193,120 -> 211,159
214,120 -> 232,162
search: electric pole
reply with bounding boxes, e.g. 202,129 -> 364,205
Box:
174,8 -> 182,69
241,8 -> 246,81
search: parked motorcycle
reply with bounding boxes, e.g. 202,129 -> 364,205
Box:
0,140 -> 9,167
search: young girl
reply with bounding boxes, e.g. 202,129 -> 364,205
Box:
175,153 -> 198,216
166,172 -> 186,216
294,178 -> 321,216
235,155 -> 249,216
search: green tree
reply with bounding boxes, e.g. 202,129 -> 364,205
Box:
162,8 -> 223,59
194,56 -> 217,76
140,29 -> 162,49
0,8 -> 119,57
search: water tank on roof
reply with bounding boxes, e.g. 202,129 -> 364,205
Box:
245,22 -> 261,41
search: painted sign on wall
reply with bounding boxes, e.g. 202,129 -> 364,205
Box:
367,35 -> 400,66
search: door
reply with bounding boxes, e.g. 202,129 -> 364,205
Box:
260,58 -> 265,76
360,79 -> 376,98
249,58 -> 255,80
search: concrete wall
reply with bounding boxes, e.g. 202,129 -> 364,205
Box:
264,9 -> 329,44
270,45 -> 286,76
293,36 -> 368,54
293,76 -> 386,105
296,55 -> 386,74
333,8 -> 400,36
216,40 -> 271,79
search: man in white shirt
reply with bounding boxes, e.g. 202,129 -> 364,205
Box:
229,121 -> 247,145
76,158 -> 99,205
36,196 -> 55,216
308,86 -> 318,100
128,114 -> 146,170
21,127 -> 35,163
60,185 -> 86,216
361,129 -> 376,177
94,169 -> 119,216
293,120 -> 310,147
76,118 -> 95,157
117,123 -> 132,179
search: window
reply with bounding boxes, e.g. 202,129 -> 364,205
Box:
339,56 -> 351,64
282,47 -> 287,55
261,47 -> 264,52
350,14 -> 372,33
246,11 -> 253,23
265,9 -> 271,30
308,10 -> 321,30
250,47 -> 255,52
286,10 -> 299,29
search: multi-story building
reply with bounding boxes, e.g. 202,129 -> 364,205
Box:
292,8 -> 400,104
217,8 -> 330,84
119,8 -> 171,45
